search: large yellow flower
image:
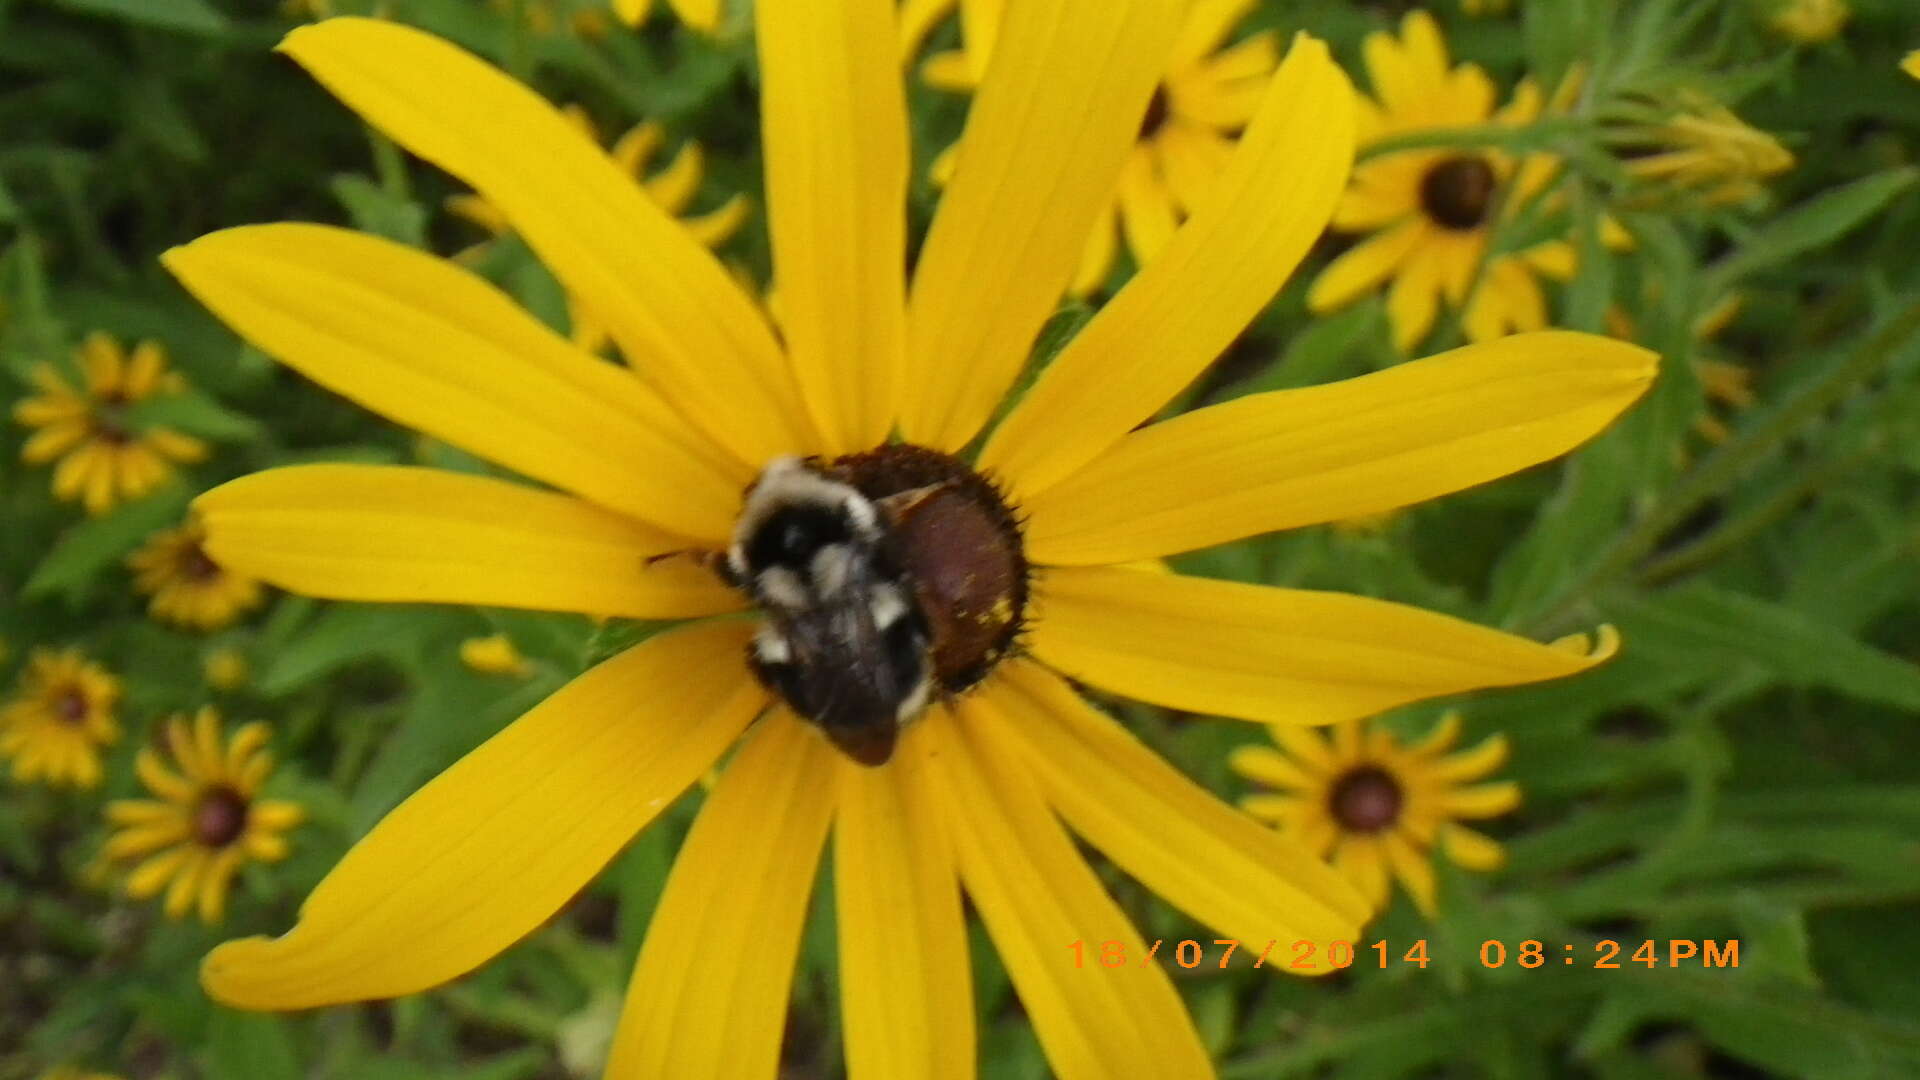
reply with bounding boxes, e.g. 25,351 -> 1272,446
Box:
1232,712 -> 1519,917
12,333 -> 208,515
164,8 -> 1653,1076
1308,11 -> 1611,352
921,0 -> 1282,295
127,519 -> 266,631
0,649 -> 121,789
102,708 -> 304,924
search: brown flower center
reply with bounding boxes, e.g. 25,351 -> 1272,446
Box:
1419,155 -> 1498,230
1139,85 -> 1171,140
1329,765 -> 1404,833
55,688 -> 90,724
193,786 -> 249,848
829,445 -> 1029,694
179,542 -> 221,582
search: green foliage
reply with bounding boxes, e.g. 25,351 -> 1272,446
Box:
4,0 -> 1920,1077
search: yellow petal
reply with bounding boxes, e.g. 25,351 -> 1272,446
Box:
1031,566 -> 1621,725
1169,0 -> 1260,70
1381,831 -> 1437,916
200,622 -> 763,1009
1445,780 -> 1522,818
1435,732 -> 1509,782
982,36 -> 1355,495
1332,837 -> 1390,910
898,0 -> 1184,450
757,0 -> 908,452
1387,243 -> 1443,352
196,466 -> 740,620
136,747 -> 195,803
925,710 -> 1211,1079
606,712 -> 836,1078
899,0 -> 953,62
126,846 -> 192,899
1438,822 -> 1505,871
664,0 -> 720,33
1308,217 -> 1423,313
978,663 -> 1369,948
1117,150 -> 1178,265
1226,745 -> 1316,792
638,140 -> 703,214
277,19 -> 813,462
612,0 -> 649,26
1022,332 -> 1658,564
835,729 -> 974,1080
79,332 -> 125,396
163,224 -> 746,541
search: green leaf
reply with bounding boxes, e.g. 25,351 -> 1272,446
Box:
52,0 -> 229,35
1603,584 -> 1920,710
1704,168 -> 1920,295
331,174 -> 428,247
128,389 -> 264,443
23,485 -> 191,600
205,1009 -> 300,1080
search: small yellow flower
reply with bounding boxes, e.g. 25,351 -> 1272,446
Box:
1308,12 -> 1624,352
1232,711 -> 1522,916
12,333 -> 208,515
447,105 -> 749,354
128,520 -> 265,632
461,633 -> 533,677
1768,0 -> 1849,44
1906,51 -> 1920,80
0,649 -> 121,789
103,708 -> 304,924
922,0 -> 1283,295
1617,94 -> 1793,207
204,648 -> 251,691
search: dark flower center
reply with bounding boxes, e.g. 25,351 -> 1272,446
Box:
1329,765 -> 1404,833
829,445 -> 1029,693
193,786 -> 249,848
55,689 -> 89,724
1419,155 -> 1498,230
1139,85 -> 1171,140
179,542 -> 221,582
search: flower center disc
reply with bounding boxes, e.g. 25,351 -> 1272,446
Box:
1329,765 -> 1404,833
1139,85 -> 1172,140
180,543 -> 221,583
1420,155 -> 1498,230
827,444 -> 1029,694
193,786 -> 250,848
55,688 -> 90,724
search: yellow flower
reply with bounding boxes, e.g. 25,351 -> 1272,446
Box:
1905,51 -> 1920,79
923,0 -> 1282,295
612,0 -> 718,33
164,11 -> 1653,1076
127,520 -> 266,632
102,708 -> 304,924
1232,712 -> 1518,916
1617,94 -> 1793,207
0,649 -> 120,789
1768,0 -> 1849,44
1308,12 -> 1620,352
204,648 -> 251,691
12,333 -> 208,515
447,105 -> 749,354
461,633 -> 533,676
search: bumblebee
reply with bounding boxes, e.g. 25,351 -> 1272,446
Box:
720,447 -> 1027,765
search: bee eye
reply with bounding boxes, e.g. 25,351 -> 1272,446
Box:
747,505 -> 851,572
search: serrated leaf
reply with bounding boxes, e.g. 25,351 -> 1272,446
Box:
1704,169 -> 1919,295
1602,584 -> 1920,710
